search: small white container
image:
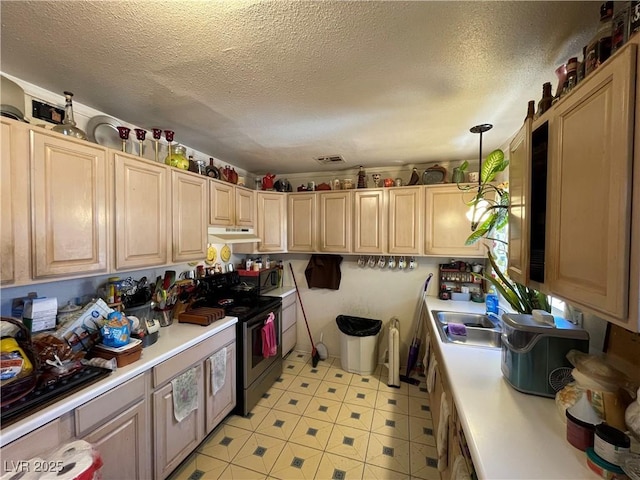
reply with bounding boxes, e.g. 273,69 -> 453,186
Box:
451,292 -> 471,301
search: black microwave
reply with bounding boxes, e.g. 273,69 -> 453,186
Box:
237,266 -> 279,294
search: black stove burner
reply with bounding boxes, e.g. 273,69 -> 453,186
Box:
1,365 -> 112,427
228,306 -> 251,316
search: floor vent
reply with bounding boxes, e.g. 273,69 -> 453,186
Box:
315,154 -> 345,165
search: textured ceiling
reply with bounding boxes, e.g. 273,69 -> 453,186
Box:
0,1 -> 598,174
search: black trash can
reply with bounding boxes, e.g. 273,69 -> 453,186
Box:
336,315 -> 382,374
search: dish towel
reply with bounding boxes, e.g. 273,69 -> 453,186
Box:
209,347 -> 227,395
437,391 -> 450,472
261,312 -> 277,358
171,366 -> 199,423
427,355 -> 437,393
452,455 -> 472,480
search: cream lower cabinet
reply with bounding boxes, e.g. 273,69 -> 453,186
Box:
424,185 -> 484,257
256,191 -> 286,252
353,189 -> 386,254
287,193 -> 317,252
114,153 -> 170,270
205,342 -> 237,433
318,191 -> 352,253
1,119 -> 29,285
31,130 -> 109,278
547,42 -> 638,329
172,171 -> 208,262
281,290 -> 297,356
388,186 -> 422,255
209,179 -> 255,227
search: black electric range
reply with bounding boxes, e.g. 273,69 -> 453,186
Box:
195,272 -> 283,416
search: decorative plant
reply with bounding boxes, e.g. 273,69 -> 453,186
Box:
457,149 -> 550,314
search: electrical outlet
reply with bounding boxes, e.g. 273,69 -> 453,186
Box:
573,310 -> 584,326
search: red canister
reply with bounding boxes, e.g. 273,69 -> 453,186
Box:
566,409 -> 597,451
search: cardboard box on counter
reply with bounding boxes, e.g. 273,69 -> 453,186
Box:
22,297 -> 57,333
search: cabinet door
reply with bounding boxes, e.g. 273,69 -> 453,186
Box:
114,154 -> 169,270
388,187 -> 422,254
318,191 -> 352,253
31,131 -> 109,278
424,185 -> 484,257
281,293 -> 297,356
0,120 -> 29,285
353,189 -> 386,254
287,193 -> 316,252
172,171 -> 208,262
235,187 -> 255,227
209,179 -> 234,226
82,399 -> 150,480
205,343 -> 236,433
547,44 -> 636,323
153,369 -> 205,480
256,192 -> 286,252
507,120 -> 531,284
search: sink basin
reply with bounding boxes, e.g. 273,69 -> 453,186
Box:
431,310 -> 502,349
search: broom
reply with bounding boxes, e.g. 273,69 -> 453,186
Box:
289,263 -> 321,367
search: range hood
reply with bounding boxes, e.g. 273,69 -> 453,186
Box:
208,226 -> 261,244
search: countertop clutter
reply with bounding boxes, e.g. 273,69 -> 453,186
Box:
424,297 -> 597,479
0,316 -> 237,448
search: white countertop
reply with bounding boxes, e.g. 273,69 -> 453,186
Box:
424,297 -> 596,480
266,286 -> 296,297
0,316 -> 238,447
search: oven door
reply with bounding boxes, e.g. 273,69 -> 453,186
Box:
243,307 -> 282,386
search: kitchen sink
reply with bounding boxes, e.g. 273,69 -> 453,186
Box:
431,310 -> 502,349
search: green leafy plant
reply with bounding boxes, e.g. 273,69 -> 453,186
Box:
457,149 -> 550,314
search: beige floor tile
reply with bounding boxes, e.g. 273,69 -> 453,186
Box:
303,396 -> 342,423
316,452 -> 365,480
220,463 -> 268,480
325,367 -> 354,385
336,403 -> 375,431
370,411 -> 409,440
408,396 -> 432,419
362,463 -> 409,480
409,443 -> 439,480
287,376 -> 321,396
324,356 -> 341,367
376,375 -> 409,395
287,351 -> 312,364
314,380 -> 349,402
289,415 -> 335,450
298,363 -> 331,380
282,359 -> 305,375
407,381 -> 430,398
232,433 -> 286,475
349,373 -> 382,390
256,387 -> 284,408
272,390 -> 313,415
269,442 -> 323,480
256,408 -> 301,440
168,453 -> 197,480
408,417 -> 436,446
375,391 -> 410,415
194,454 -> 229,478
225,405 -> 271,432
272,372 -> 297,390
365,432 -> 410,475
199,424 -> 253,462
343,385 -> 378,408
326,424 -> 371,462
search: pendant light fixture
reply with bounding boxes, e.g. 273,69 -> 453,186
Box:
467,123 -> 493,229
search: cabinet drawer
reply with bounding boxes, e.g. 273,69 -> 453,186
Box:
153,326 -> 235,387
282,304 -> 297,331
282,325 -> 296,356
282,291 -> 296,309
75,373 -> 147,436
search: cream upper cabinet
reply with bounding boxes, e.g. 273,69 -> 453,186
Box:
31,130 -> 109,278
172,171 -> 208,262
318,191 -> 352,253
287,193 -> 316,252
388,186 -> 422,255
1,119 -> 29,285
114,153 -> 170,270
209,179 -> 254,227
507,120 -> 532,284
547,43 -> 637,328
256,191 -> 286,252
353,189 -> 386,254
235,186 -> 255,227
424,185 -> 484,257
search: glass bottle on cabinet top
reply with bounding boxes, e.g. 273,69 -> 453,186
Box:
52,91 -> 87,140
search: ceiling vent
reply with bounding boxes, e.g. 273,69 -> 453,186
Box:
315,154 -> 345,165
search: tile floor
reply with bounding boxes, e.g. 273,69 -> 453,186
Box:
169,351 -> 439,480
